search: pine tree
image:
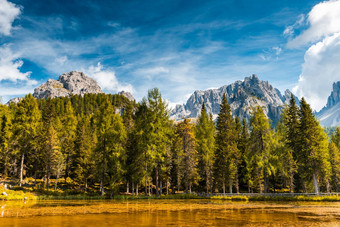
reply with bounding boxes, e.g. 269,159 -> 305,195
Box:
60,100 -> 78,181
73,115 -> 95,191
94,96 -> 127,196
0,105 -> 13,177
247,106 -> 275,193
329,140 -> 340,191
177,118 -> 198,193
145,88 -> 172,196
195,102 -> 215,193
277,106 -> 297,192
299,98 -> 331,193
238,118 -> 249,192
214,94 -> 240,194
13,94 -> 42,186
40,98 -> 61,190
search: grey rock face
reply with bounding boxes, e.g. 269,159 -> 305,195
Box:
118,91 -> 135,102
317,81 -> 340,126
33,71 -> 103,99
170,75 -> 294,125
6,97 -> 24,105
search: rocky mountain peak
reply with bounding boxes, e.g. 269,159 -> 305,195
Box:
33,71 -> 103,99
316,81 -> 340,126
118,91 -> 135,102
326,81 -> 340,109
170,75 -> 296,125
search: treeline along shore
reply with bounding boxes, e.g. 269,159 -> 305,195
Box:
1,88 -> 340,200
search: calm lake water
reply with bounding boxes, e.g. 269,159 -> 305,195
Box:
1,199 -> 340,226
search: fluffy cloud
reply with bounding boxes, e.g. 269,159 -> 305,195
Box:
287,0 -> 340,48
87,63 -> 134,94
0,0 -> 21,36
0,45 -> 33,82
290,0 -> 340,111
293,33 -> 340,110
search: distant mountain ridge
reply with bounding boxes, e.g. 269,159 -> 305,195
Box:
317,81 -> 340,127
7,71 -> 135,104
33,71 -> 103,99
170,75 -> 296,125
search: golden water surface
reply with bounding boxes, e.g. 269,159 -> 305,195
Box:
1,199 -> 340,226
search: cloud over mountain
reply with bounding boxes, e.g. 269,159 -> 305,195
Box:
290,0 -> 340,111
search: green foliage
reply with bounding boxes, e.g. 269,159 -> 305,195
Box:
299,98 -> 331,193
1,90 -> 340,196
247,106 -> 276,193
195,102 -> 215,193
214,94 -> 241,194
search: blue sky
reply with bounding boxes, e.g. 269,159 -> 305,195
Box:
1,0 -> 340,110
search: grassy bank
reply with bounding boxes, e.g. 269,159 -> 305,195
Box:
211,194 -> 340,202
0,185 -> 36,201
2,183 -> 340,201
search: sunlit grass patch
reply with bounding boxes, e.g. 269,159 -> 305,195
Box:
0,185 -> 36,201
211,195 -> 249,201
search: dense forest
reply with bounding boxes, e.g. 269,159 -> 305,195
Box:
0,88 -> 339,196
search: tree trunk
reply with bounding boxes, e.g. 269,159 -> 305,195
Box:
229,178 -> 233,194
236,172 -> 239,194
222,180 -> 226,195
136,183 -> 139,196
290,173 -> 294,193
34,171 -> 37,188
85,178 -> 88,192
127,183 -> 129,194
46,169 -> 50,191
101,156 -> 105,196
132,182 -> 135,196
65,154 -> 69,183
145,161 -> 148,196
160,180 -> 162,195
313,172 -> 320,194
166,180 -> 169,195
206,172 -> 209,194
148,179 -> 151,196
55,171 -> 59,190
19,152 -> 25,187
156,165 -> 159,196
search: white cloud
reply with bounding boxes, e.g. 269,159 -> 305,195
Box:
287,0 -> 340,48
0,45 -> 33,82
289,0 -> 340,111
293,33 -> 340,111
87,62 -> 134,94
283,14 -> 305,38
55,56 -> 68,65
0,0 -> 21,36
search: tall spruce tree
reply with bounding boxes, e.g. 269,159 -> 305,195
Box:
13,94 -> 42,186
177,118 -> 198,193
94,96 -> 127,195
73,115 -> 95,191
0,105 -> 13,177
60,100 -> 77,181
277,106 -> 297,192
299,98 -> 331,193
329,141 -> 340,191
214,94 -> 240,194
247,106 -> 275,193
146,88 -> 172,196
195,102 -> 215,193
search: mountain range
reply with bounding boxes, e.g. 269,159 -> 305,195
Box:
170,74 -> 295,126
316,82 -> 340,127
6,71 -> 340,127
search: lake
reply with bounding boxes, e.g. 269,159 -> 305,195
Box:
1,199 -> 340,226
